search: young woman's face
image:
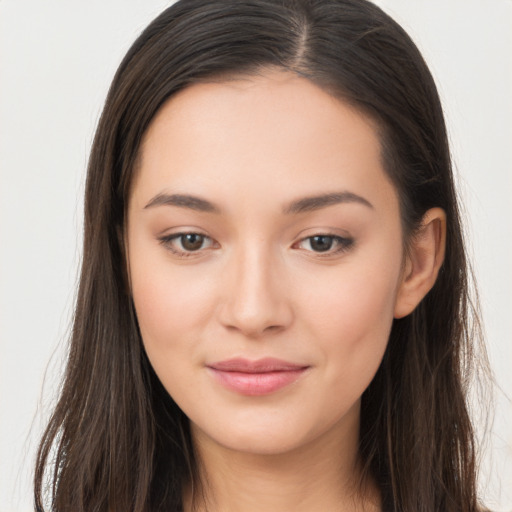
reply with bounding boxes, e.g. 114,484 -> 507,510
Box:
127,71 -> 406,456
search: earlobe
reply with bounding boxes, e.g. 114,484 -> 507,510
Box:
394,207 -> 446,319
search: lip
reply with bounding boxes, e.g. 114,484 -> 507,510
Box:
207,358 -> 309,396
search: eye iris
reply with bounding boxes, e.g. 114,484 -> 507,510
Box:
181,234 -> 204,251
310,235 -> 334,252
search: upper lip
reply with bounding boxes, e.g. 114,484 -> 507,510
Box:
207,357 -> 308,373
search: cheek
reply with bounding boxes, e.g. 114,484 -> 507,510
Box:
301,252 -> 402,390
128,246 -> 217,382
306,258 -> 399,337
133,274 -> 208,340
130,270 -> 214,407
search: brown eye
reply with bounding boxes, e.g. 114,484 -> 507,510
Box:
159,232 -> 215,256
309,235 -> 335,252
296,234 -> 354,255
180,233 -> 205,251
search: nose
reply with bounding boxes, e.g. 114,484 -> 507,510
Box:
217,245 -> 294,338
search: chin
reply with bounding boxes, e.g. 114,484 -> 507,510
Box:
192,422 -> 311,456
188,400 -> 360,459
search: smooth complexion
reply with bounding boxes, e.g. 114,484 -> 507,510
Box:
127,70 -> 446,512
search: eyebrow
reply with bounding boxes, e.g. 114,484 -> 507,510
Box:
143,190 -> 373,214
144,193 -> 220,213
283,192 -> 373,214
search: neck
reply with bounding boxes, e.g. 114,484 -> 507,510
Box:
183,405 -> 381,512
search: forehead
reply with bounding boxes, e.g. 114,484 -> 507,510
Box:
131,70 -> 397,216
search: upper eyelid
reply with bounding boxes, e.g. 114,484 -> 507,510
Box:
157,226 -> 209,237
294,231 -> 352,243
162,231 -> 210,239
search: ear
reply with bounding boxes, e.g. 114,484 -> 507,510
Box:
394,207 -> 446,319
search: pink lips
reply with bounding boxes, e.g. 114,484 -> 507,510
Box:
207,358 -> 309,396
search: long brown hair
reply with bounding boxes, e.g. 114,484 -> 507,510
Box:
35,1 -> 486,510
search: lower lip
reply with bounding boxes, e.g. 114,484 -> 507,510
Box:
208,368 -> 307,396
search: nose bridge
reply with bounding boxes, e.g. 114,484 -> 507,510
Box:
237,241 -> 274,303
219,239 -> 292,336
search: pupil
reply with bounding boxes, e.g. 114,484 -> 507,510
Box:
182,234 -> 204,251
310,235 -> 333,252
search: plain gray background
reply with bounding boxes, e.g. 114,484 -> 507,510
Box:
1,1 -> 511,510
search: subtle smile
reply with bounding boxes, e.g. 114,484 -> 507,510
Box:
207,358 -> 310,396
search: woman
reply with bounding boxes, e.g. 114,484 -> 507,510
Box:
34,0 -> 488,510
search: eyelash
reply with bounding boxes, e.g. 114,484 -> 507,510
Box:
158,232 -> 354,258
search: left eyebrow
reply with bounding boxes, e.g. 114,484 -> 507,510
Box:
283,191 -> 374,214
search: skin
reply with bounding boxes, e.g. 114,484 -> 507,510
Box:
127,70 -> 446,512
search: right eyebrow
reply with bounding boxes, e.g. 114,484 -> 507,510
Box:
143,193 -> 221,213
